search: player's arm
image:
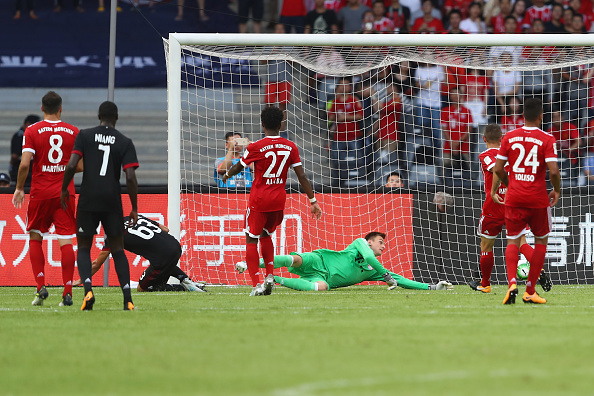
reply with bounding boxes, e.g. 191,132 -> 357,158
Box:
547,158 -> 561,207
125,167 -> 138,226
491,158 -> 507,205
222,160 -> 245,183
12,151 -> 33,208
217,139 -> 238,175
61,152 -> 81,210
293,165 -> 322,219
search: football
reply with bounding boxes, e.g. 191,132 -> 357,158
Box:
517,260 -> 530,281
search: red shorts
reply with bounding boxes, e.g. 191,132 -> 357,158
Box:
264,81 -> 291,105
244,209 -> 284,238
27,196 -> 76,238
477,214 -> 504,239
505,206 -> 552,239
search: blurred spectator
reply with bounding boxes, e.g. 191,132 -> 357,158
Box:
547,109 -> 581,164
385,172 -> 404,187
525,0 -> 551,26
393,61 -> 413,98
493,52 -> 522,116
561,63 -> 592,128
510,0 -> 528,31
463,68 -> 489,127
354,80 -> 377,136
411,0 -> 445,33
54,0 -> 83,12
414,62 -> 444,145
10,114 -> 40,185
311,47 -> 347,108
263,24 -> 292,136
582,118 -> 594,183
14,0 -> 37,19
175,0 -> 208,21
373,84 -> 402,159
371,66 -> 392,104
441,87 -> 473,169
401,0 -> 420,16
237,0 -> 263,32
360,10 -> 379,32
337,0 -> 371,33
371,0 -> 395,32
488,18 -> 522,65
570,13 -> 587,33
487,0 -> 512,33
0,173 -> 10,188
324,0 -> 344,12
409,0 -> 441,27
545,4 -> 566,33
520,46 -> 552,102
563,8 -> 575,32
328,78 -> 364,186
305,0 -> 339,33
500,96 -> 523,134
280,0 -> 307,33
214,132 -> 252,187
447,9 -> 466,33
444,0 -> 473,19
530,17 -> 546,33
386,0 -> 411,33
460,2 -> 487,33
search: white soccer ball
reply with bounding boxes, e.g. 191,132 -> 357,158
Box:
235,261 -> 247,274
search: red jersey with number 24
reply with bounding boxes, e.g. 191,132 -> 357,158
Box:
479,148 -> 506,218
240,136 -> 302,212
22,120 -> 79,200
496,126 -> 557,209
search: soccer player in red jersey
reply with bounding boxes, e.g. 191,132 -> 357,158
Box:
473,124 -> 544,293
491,98 -> 560,305
223,106 -> 322,296
12,91 -> 79,307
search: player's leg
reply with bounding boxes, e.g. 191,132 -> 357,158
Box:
244,209 -> 266,293
274,276 -> 328,291
479,236 -> 496,292
519,234 -> 534,262
102,212 -> 134,310
503,206 -> 529,304
260,210 -> 284,279
523,207 -> 551,303
53,195 -> 76,305
76,210 -> 102,310
26,199 -> 51,305
256,253 -> 303,269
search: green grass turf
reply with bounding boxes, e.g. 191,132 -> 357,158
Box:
1,284 -> 594,396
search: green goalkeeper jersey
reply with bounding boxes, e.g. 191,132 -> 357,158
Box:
299,238 -> 427,290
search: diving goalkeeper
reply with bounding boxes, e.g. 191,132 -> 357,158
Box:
236,232 -> 453,291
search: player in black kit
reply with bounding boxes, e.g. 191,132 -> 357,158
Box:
73,215 -> 206,292
61,101 -> 139,311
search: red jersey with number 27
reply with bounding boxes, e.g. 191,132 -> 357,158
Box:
240,136 -> 302,212
22,120 -> 79,200
479,148 -> 506,219
496,126 -> 557,209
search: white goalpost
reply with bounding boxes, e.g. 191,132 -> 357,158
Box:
165,33 -> 594,286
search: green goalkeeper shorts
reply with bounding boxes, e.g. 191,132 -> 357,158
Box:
287,252 -> 329,281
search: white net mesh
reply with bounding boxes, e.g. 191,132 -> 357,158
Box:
165,37 -> 594,286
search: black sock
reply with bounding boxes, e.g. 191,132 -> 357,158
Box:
77,248 -> 93,295
169,266 -> 188,282
112,250 -> 132,304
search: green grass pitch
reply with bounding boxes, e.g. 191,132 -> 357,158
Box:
1,284 -> 594,396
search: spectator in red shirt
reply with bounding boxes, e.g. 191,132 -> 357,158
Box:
279,0 -> 307,33
411,0 -> 445,33
372,0 -> 396,32
444,0 -> 472,19
486,0 -> 512,33
511,0 -> 529,31
328,78 -> 365,186
441,87 -> 473,169
525,0 -> 552,25
386,0 -> 411,33
547,109 -> 581,163
501,96 -> 524,134
373,83 -> 402,158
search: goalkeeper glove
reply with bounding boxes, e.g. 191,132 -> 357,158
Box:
382,272 -> 398,290
430,281 -> 454,291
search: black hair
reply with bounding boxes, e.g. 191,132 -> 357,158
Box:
385,172 -> 401,183
224,131 -> 242,140
98,101 -> 118,123
41,91 -> 62,115
261,106 -> 284,131
365,232 -> 386,241
23,114 -> 41,126
504,15 -> 517,23
523,98 -> 543,122
449,9 -> 462,18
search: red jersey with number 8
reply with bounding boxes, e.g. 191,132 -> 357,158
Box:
496,126 -> 557,208
240,136 -> 302,212
22,120 -> 78,200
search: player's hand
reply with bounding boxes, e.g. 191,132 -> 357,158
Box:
222,173 -> 229,183
311,202 -> 322,220
60,190 -> 69,210
128,210 -> 138,228
12,189 -> 25,209
72,278 -> 82,286
433,280 -> 454,290
549,189 -> 560,207
491,192 -> 504,205
383,272 -> 398,290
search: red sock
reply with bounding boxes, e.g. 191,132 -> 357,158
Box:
60,244 -> 75,296
520,244 -> 534,262
30,239 -> 45,291
505,244 -> 520,287
259,235 -> 274,276
480,251 -> 494,287
246,243 -> 260,287
526,244 -> 546,295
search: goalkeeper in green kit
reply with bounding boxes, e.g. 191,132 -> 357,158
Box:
236,232 -> 453,292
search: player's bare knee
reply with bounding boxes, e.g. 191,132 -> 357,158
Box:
315,281 -> 328,291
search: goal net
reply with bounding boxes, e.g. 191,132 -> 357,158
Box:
165,33 -> 594,287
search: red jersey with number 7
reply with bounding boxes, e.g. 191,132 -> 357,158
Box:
496,126 -> 557,208
240,136 -> 302,212
22,120 -> 79,201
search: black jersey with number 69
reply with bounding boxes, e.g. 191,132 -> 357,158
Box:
72,125 -> 139,213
